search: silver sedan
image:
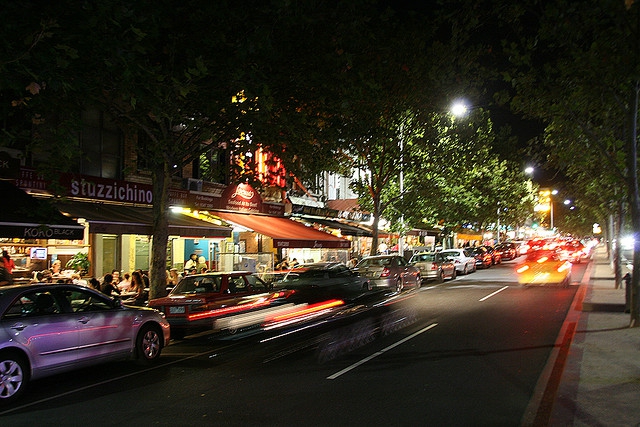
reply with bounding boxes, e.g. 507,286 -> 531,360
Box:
355,254 -> 422,292
0,283 -> 171,405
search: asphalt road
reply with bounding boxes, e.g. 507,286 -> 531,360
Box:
0,258 -> 586,426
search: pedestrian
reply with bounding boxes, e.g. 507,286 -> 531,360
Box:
0,257 -> 13,286
2,251 -> 15,274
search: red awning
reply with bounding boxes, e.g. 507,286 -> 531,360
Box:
214,212 -> 351,249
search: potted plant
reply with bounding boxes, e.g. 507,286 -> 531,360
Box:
66,252 -> 90,275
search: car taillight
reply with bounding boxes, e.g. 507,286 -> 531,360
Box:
431,263 -> 438,271
516,265 -> 529,273
380,267 -> 390,278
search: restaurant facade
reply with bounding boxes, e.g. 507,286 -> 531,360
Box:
5,167 -> 352,278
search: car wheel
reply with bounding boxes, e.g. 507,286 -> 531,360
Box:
462,265 -> 468,275
451,269 -> 457,280
395,279 -> 403,293
415,274 -> 421,289
136,324 -> 163,365
0,352 -> 28,406
436,270 -> 444,283
362,280 -> 373,291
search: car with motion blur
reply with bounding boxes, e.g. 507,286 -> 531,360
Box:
469,246 -> 493,269
0,283 -> 170,405
148,271 -> 269,339
355,254 -> 422,292
515,249 -> 572,286
495,242 -> 518,261
409,251 -> 456,283
271,262 -> 372,303
439,248 -> 477,275
481,245 -> 502,265
558,240 -> 588,264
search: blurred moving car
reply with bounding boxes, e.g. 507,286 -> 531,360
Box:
558,240 -> 588,264
409,251 -> 456,283
355,255 -> 421,292
481,245 -> 502,265
271,262 -> 372,302
148,271 -> 269,339
439,249 -> 477,275
469,246 -> 493,269
0,283 -> 170,405
515,249 -> 572,286
495,242 -> 518,261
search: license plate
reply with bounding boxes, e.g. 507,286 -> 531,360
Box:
169,306 -> 186,314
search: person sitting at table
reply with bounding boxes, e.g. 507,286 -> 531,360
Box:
100,273 -> 120,297
50,260 -> 62,276
111,269 -> 121,285
129,271 -> 147,306
118,273 -> 132,292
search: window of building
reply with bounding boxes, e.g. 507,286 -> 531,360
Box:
78,109 -> 123,179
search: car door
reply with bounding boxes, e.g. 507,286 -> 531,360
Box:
62,287 -> 135,363
1,289 -> 79,376
396,256 -> 417,286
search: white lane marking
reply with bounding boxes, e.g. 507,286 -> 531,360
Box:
478,285 -> 509,302
326,323 -> 438,380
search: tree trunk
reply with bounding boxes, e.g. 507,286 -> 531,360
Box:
370,193 -> 381,256
614,200 -> 624,290
149,159 -> 171,300
627,84 -> 640,327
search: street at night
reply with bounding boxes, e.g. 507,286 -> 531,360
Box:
0,259 -> 586,426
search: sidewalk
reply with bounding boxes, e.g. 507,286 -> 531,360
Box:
548,245 -> 640,426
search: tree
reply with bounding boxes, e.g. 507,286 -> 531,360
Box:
483,0 -> 640,324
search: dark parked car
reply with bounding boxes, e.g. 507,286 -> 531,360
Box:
469,246 -> 493,268
409,251 -> 456,283
0,283 -> 170,405
355,255 -> 422,292
148,271 -> 269,339
495,242 -> 518,261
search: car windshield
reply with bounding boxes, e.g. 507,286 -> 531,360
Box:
412,253 -> 435,262
172,275 -> 222,294
442,251 -> 461,258
357,257 -> 392,268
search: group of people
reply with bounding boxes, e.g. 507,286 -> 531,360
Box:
89,269 -> 149,305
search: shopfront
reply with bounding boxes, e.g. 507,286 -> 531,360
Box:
0,181 -> 86,281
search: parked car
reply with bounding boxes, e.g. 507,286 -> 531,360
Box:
409,251 -> 456,283
515,249 -> 572,286
495,242 -> 518,261
469,246 -> 493,268
355,255 -> 422,292
271,262 -> 372,303
439,249 -> 477,275
148,271 -> 269,339
0,283 -> 170,405
481,245 -> 502,265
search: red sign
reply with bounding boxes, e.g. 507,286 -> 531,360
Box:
220,182 -> 263,213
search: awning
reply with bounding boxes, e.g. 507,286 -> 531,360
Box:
214,211 -> 351,249
56,201 -> 231,238
297,218 -> 372,237
0,182 -> 84,240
